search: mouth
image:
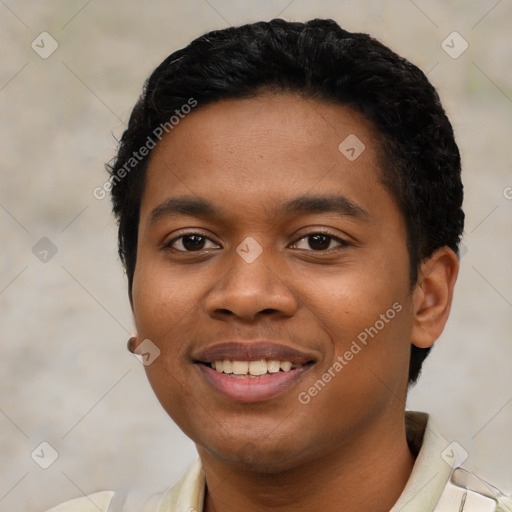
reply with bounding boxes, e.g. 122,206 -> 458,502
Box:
193,341 -> 317,403
207,359 -> 305,376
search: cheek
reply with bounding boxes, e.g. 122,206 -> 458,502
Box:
132,259 -> 201,430
131,258 -> 207,408
292,262 -> 412,383
133,254 -> 197,338
294,260 -> 405,333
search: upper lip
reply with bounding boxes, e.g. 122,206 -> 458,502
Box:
193,341 -> 318,365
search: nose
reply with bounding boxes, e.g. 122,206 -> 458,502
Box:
203,242 -> 298,322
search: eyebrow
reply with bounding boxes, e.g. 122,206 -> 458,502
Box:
147,194 -> 371,228
278,194 -> 370,222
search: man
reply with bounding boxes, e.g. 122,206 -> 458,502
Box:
48,18 -> 511,512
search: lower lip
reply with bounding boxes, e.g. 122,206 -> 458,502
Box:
196,364 -> 312,403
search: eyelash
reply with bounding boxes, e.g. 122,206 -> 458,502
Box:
162,229 -> 351,253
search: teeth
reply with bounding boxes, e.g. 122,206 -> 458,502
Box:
248,360 -> 267,376
231,361 -> 249,375
267,360 -> 281,373
280,361 -> 292,372
210,359 -> 301,376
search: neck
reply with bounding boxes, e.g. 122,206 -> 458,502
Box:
199,415 -> 416,512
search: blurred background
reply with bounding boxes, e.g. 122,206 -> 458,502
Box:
1,1 -> 511,510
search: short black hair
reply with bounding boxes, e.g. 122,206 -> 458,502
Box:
107,18 -> 464,385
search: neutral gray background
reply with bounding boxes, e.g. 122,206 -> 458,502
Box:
1,1 -> 511,511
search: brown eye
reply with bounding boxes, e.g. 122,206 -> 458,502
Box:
180,235 -> 207,251
165,233 -> 220,252
291,231 -> 350,252
306,234 -> 331,251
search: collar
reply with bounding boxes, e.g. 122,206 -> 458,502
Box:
390,411 -> 455,511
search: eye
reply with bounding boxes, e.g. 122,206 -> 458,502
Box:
163,230 -> 350,253
290,231 -> 351,252
163,232 -> 220,252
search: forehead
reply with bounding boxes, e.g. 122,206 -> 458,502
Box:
140,92 -> 395,226
148,92 -> 380,167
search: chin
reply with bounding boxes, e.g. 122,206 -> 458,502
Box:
198,435 -> 312,475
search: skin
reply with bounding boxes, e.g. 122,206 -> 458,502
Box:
130,92 -> 459,512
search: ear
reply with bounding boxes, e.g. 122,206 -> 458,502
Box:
127,336 -> 142,353
127,288 -> 140,353
410,246 -> 459,349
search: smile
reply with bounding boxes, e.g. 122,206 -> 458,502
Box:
197,362 -> 313,402
209,359 -> 303,377
193,340 -> 318,402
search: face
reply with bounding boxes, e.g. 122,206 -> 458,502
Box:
131,93 -> 415,472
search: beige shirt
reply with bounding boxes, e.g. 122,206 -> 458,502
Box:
46,411 -> 511,512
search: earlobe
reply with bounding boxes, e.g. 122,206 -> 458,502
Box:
127,336 -> 139,353
410,246 -> 459,349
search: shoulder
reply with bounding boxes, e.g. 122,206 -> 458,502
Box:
43,459 -> 203,512
44,491 -> 115,512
